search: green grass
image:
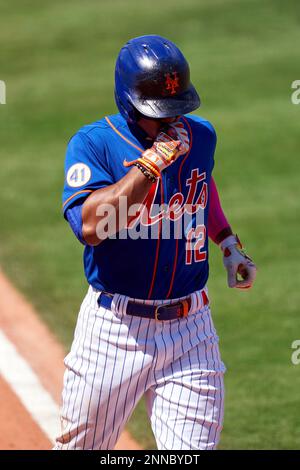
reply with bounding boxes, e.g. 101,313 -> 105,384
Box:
1,0 -> 300,449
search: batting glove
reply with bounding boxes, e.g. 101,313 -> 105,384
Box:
123,122 -> 189,177
220,235 -> 257,289
141,123 -> 189,174
167,121 -> 190,154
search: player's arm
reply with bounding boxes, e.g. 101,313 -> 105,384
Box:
208,177 -> 257,289
82,123 -> 188,246
63,131 -> 161,246
82,166 -> 152,245
208,176 -> 233,244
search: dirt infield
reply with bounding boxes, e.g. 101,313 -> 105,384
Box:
0,270 -> 141,450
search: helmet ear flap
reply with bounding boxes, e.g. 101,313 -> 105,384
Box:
124,92 -> 140,123
114,88 -> 129,121
114,88 -> 140,123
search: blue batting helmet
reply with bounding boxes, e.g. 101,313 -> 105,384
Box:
114,35 -> 201,122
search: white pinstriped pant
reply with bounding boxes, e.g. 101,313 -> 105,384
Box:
55,286 -> 226,450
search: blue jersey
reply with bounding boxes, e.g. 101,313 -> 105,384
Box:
62,113 -> 216,299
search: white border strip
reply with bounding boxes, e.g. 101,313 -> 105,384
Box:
0,330 -> 60,444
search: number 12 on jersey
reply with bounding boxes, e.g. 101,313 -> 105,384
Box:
185,225 -> 207,265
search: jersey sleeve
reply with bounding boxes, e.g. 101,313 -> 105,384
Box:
65,201 -> 86,245
62,131 -> 114,217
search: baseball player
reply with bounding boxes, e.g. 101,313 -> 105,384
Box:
55,35 -> 257,450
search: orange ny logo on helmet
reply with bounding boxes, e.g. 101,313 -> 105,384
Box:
165,72 -> 179,95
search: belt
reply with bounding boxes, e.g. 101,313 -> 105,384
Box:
97,290 -> 209,321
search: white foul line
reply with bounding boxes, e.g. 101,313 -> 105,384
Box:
0,330 -> 60,444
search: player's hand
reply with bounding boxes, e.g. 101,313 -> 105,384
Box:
123,121 -> 189,178
140,122 -> 189,174
167,121 -> 190,154
220,235 -> 257,289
